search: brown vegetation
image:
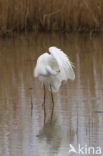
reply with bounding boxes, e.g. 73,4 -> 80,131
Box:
0,0 -> 103,34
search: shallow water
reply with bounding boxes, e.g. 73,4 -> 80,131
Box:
0,33 -> 103,156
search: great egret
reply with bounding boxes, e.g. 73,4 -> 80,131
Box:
34,46 -> 75,123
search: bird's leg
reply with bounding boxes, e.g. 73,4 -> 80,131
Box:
50,85 -> 54,121
42,84 -> 45,109
42,84 -> 46,124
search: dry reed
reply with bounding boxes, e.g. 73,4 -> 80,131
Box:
0,0 -> 103,34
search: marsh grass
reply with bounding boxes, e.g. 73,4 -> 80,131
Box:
0,0 -> 103,34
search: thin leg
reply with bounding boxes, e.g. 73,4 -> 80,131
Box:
42,84 -> 46,124
42,84 -> 46,109
50,85 -> 54,121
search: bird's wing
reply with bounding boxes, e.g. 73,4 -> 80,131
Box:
49,46 -> 75,80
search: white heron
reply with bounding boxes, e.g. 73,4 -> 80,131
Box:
34,46 -> 75,123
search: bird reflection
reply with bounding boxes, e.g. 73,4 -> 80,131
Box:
37,119 -> 62,152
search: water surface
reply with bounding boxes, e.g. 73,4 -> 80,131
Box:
0,33 -> 103,156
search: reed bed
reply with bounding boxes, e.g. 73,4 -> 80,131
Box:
0,0 -> 103,34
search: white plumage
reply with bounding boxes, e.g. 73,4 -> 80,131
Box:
34,46 -> 75,92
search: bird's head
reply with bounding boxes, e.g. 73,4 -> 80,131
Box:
34,65 -> 47,77
34,65 -> 59,77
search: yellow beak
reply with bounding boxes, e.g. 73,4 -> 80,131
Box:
57,69 -> 60,73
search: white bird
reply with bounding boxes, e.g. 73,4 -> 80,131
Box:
34,46 -> 75,123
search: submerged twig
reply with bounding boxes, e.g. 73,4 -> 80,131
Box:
31,95 -> 33,117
